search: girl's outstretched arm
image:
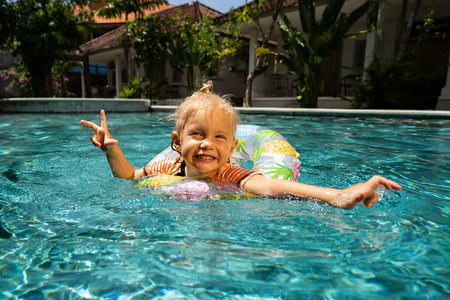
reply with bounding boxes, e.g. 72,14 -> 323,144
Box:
244,175 -> 401,209
80,110 -> 142,179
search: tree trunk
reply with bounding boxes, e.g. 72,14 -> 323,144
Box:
245,72 -> 255,107
302,63 -> 325,108
45,73 -> 53,97
31,67 -> 53,97
396,0 -> 422,61
395,0 -> 409,55
187,65 -> 195,94
243,0 -> 284,107
245,53 -> 268,107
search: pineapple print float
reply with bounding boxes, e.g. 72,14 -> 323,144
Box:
135,174 -> 183,188
255,140 -> 297,158
252,137 -> 301,181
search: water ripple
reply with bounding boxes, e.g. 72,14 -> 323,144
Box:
0,113 -> 449,299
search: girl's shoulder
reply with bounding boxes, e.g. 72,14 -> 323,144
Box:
143,157 -> 181,176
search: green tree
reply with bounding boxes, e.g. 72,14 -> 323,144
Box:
351,0 -> 446,109
395,0 -> 422,61
127,15 -> 176,98
3,0 -> 92,97
168,15 -> 242,93
277,0 -> 374,108
0,0 -> 14,47
233,0 -> 285,107
95,0 -> 167,87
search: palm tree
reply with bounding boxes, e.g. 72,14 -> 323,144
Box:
395,0 -> 422,61
236,0 -> 285,107
277,0 -> 375,107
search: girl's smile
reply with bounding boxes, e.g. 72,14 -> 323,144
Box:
195,155 -> 216,160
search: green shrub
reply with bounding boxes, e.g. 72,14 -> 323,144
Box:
350,59 -> 439,109
119,75 -> 167,99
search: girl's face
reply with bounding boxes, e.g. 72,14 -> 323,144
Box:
172,109 -> 238,178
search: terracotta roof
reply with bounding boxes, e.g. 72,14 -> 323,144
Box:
80,2 -> 224,55
75,3 -> 175,24
258,0 -> 297,13
215,0 -> 298,23
80,25 -> 126,54
155,2 -> 222,23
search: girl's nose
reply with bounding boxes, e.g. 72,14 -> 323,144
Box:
200,139 -> 212,148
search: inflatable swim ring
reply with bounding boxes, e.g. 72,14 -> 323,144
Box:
135,125 -> 301,200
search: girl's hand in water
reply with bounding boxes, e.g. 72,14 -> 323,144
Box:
80,110 -> 118,152
333,175 -> 402,209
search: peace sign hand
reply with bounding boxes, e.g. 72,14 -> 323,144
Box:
80,110 -> 119,152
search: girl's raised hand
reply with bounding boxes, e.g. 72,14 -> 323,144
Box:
80,110 -> 118,151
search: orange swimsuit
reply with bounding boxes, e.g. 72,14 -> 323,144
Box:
141,157 -> 261,188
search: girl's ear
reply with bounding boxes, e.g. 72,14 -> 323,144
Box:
171,131 -> 181,152
229,139 -> 238,158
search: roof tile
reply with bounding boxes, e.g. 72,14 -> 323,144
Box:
80,2 -> 224,54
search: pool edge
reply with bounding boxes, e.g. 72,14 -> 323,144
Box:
1,98 -> 449,119
151,105 -> 450,119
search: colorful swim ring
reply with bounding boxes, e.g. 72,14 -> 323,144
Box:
135,125 -> 301,200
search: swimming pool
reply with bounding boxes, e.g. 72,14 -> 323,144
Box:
1,112 -> 449,299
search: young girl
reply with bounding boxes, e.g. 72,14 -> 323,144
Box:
80,83 -> 401,209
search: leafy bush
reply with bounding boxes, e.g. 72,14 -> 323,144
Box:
350,59 -> 441,109
52,60 -> 75,97
1,61 -> 32,97
119,75 -> 167,99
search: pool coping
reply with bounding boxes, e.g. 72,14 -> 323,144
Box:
0,98 -> 151,113
0,98 -> 449,119
151,105 -> 450,119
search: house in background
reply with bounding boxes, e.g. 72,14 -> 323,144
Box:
68,1 -> 175,98
76,0 -> 450,109
2,0 -> 449,110
226,0 -> 450,108
77,1 -> 247,100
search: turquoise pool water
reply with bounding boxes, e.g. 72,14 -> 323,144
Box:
0,112 -> 449,299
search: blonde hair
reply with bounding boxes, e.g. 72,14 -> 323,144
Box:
168,81 -> 241,137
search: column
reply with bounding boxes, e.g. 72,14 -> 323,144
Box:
81,63 -> 85,98
115,56 -> 121,98
248,28 -> 257,75
436,53 -> 450,110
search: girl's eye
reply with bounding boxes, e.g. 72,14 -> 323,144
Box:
216,135 -> 226,139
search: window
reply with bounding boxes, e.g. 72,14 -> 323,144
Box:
69,64 -> 107,75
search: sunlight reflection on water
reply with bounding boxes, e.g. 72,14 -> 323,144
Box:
0,113 -> 449,299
